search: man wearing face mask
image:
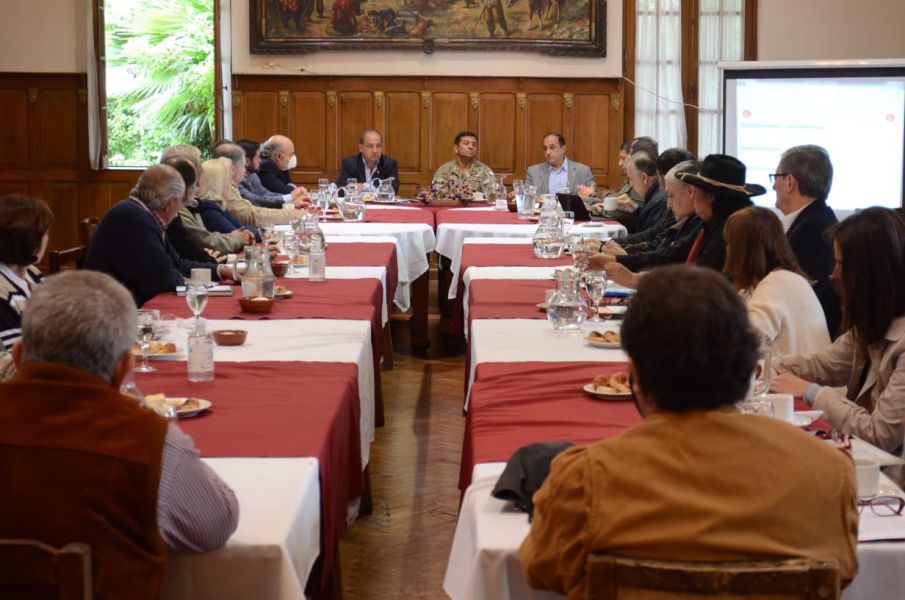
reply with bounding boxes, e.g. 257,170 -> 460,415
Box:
259,134 -> 306,196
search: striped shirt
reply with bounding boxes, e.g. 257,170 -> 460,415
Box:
0,264 -> 41,351
157,424 -> 240,551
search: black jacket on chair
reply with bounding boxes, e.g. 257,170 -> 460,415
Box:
786,200 -> 841,338
335,154 -> 399,193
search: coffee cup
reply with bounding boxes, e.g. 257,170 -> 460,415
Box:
855,459 -> 880,498
762,393 -> 794,423
603,196 -> 619,212
190,268 -> 211,285
473,191 -> 485,201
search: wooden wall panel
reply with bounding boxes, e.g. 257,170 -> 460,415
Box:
290,92 -> 328,174
430,92 -> 469,173
385,92 -> 421,174
0,181 -> 29,197
0,90 -> 28,168
478,94 -> 517,175
573,94 -> 611,176
235,92 -> 280,142
525,94 -> 564,167
38,89 -> 78,169
336,92 -> 373,170
41,182 -> 80,252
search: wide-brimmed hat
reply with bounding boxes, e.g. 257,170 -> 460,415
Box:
676,154 -> 766,198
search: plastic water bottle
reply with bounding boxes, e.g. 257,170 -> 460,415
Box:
187,320 -> 214,382
309,247 -> 326,282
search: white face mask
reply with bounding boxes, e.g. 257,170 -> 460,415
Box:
286,154 -> 298,170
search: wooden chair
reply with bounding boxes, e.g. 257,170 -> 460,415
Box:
48,246 -> 87,274
0,539 -> 92,600
79,217 -> 98,249
587,554 -> 840,600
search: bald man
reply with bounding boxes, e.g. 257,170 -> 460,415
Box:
259,135 -> 304,195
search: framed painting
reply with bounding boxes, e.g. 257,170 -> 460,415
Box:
249,0 -> 606,56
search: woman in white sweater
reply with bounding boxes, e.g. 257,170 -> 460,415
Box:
723,207 -> 830,355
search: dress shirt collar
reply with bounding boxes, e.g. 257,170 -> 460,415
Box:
549,158 -> 569,174
780,201 -> 813,233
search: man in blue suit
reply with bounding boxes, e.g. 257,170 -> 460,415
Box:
336,129 -> 400,193
773,144 -> 840,338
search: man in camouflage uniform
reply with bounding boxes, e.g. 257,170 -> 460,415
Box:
432,131 -> 495,193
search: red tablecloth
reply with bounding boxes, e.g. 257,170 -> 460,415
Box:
460,361 -> 640,490
468,279 -> 553,321
324,242 -> 398,313
435,208 -> 532,225
326,207 -> 434,226
134,360 -> 362,585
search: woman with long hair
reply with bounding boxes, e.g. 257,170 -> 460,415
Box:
773,207 -> 905,452
723,206 -> 830,355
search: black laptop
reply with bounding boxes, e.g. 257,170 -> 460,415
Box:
556,193 -> 592,221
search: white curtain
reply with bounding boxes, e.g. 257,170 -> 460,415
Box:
698,0 -> 744,156
86,3 -> 105,170
219,0 -> 233,141
634,0 -> 687,151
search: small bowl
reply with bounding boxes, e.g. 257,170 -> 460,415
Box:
271,262 -> 289,277
507,201 -> 518,213
212,329 -> 248,346
238,296 -> 274,314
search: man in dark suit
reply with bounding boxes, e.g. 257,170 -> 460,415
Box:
336,129 -> 399,193
773,144 -> 841,338
259,134 -> 306,195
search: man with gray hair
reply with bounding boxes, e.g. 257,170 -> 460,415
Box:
0,271 -> 238,598
772,144 -> 840,337
258,134 -> 305,196
85,164 -> 234,306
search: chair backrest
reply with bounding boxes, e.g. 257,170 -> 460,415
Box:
0,539 -> 92,600
48,246 -> 87,275
79,218 -> 98,249
587,554 -> 839,600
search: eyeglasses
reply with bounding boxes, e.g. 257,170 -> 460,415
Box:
768,173 -> 790,183
858,496 -> 905,517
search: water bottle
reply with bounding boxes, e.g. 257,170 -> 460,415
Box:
187,320 -> 214,382
309,246 -> 326,282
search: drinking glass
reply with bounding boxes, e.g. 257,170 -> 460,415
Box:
341,193 -> 367,222
346,178 -> 359,188
284,235 -> 300,275
318,178 -> 329,196
582,270 -> 608,322
185,281 -> 208,322
752,343 -> 773,397
261,226 -> 274,245
562,210 -> 575,233
135,309 -> 158,373
518,185 -> 537,219
571,238 -> 592,272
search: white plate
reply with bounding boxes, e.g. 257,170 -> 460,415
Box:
536,302 -> 548,311
585,335 -> 621,349
274,288 -> 294,299
132,346 -> 182,360
598,305 -> 628,315
146,397 -> 211,418
791,410 -> 823,428
583,383 -> 633,401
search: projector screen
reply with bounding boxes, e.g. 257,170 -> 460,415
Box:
723,64 -> 905,212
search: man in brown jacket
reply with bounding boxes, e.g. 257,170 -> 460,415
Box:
520,264 -> 858,599
0,271 -> 238,599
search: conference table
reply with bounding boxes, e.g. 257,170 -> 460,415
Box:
445,240 -> 905,600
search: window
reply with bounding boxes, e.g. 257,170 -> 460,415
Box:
93,0 -> 218,168
628,0 -> 756,156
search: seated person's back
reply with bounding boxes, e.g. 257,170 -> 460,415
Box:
0,271 -> 238,599
520,264 -> 857,600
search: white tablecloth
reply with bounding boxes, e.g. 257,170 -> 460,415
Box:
286,265 -> 388,325
170,318 -> 375,466
277,223 -> 435,313
467,319 -> 625,407
445,462 -> 905,600
438,221 -> 625,299
163,457 -> 320,600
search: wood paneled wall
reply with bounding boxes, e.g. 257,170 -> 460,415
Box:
0,73 -> 627,256
0,73 -> 142,257
233,76 -> 626,198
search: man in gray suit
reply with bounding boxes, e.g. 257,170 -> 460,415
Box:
525,132 -> 595,195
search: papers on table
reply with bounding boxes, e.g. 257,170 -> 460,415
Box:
851,437 -> 905,467
176,285 -> 234,296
